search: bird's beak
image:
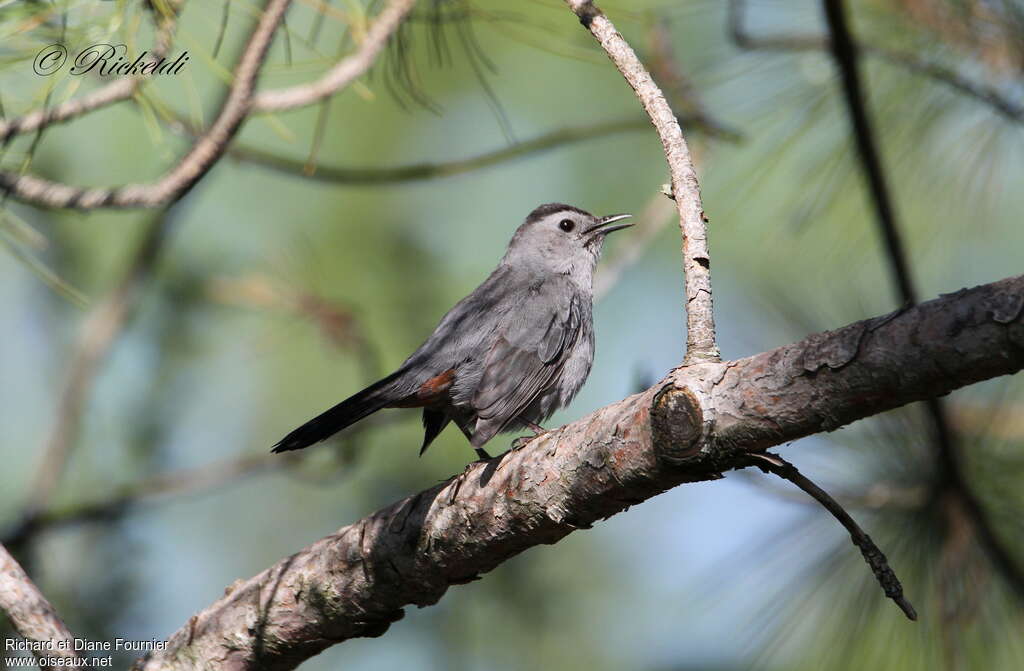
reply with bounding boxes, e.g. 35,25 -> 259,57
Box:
583,213 -> 633,237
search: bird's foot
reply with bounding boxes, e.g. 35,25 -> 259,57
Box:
525,421 -> 546,435
509,422 -> 549,450
511,431 -> 549,451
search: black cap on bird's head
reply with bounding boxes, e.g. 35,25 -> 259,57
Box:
505,203 -> 633,273
524,203 -> 633,237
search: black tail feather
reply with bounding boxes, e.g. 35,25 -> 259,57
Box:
271,374 -> 400,453
419,408 -> 450,456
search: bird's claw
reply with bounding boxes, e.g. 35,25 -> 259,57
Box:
510,435 -> 536,451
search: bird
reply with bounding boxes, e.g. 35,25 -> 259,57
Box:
272,203 -> 632,461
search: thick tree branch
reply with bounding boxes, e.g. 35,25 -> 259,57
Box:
0,544 -> 80,665
565,0 -> 718,363
134,274 -> 1024,671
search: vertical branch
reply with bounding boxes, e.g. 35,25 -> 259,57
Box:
821,0 -> 916,305
0,544 -> 81,665
565,0 -> 719,363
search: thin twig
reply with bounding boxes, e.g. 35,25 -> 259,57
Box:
565,0 -> 719,363
7,455 -> 287,546
747,452 -> 918,621
157,111 -> 737,184
3,415 -> 394,547
226,118 -> 647,181
0,543 -> 81,665
822,0 -> 1024,603
738,469 -> 929,511
252,0 -> 418,112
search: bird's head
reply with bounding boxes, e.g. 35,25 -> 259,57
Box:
502,203 -> 632,280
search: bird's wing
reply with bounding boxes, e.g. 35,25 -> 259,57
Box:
398,265 -> 513,376
471,282 -> 583,436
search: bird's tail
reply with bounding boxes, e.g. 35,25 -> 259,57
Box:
271,372 -> 402,453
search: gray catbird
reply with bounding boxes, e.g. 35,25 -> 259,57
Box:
272,203 -> 632,460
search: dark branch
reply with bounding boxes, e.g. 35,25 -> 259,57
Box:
728,0 -> 1024,123
225,119 -> 648,183
822,0 -> 1024,603
822,0 -> 916,305
747,452 -> 917,620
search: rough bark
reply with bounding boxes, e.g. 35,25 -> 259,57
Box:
0,544 -> 81,665
134,274 -> 1024,671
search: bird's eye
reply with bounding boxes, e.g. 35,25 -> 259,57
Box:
558,219 -> 575,232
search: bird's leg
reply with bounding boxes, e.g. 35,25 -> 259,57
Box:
454,418 -> 492,461
511,422 -> 549,451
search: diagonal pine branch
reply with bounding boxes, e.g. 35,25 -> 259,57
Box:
133,274 -> 1024,671
747,452 -> 917,620
566,0 -> 718,363
0,543 -> 81,666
